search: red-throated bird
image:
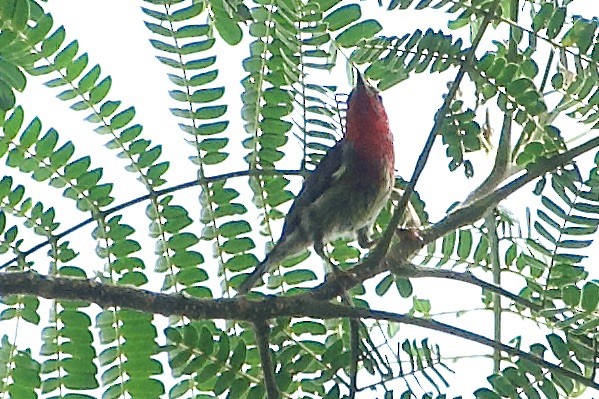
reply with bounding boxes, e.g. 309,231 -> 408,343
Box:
237,73 -> 395,294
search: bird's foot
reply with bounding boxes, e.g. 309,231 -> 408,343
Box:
357,229 -> 374,248
396,226 -> 424,243
325,269 -> 356,291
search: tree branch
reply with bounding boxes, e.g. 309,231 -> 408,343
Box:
0,271 -> 596,390
389,264 -> 542,313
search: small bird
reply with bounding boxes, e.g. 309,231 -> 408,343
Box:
237,72 -> 395,294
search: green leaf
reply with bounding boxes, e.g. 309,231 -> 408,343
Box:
335,20 -> 382,48
170,2 -> 204,22
562,284 -> 581,307
54,40 -> 79,68
0,29 -> 17,52
581,281 -> 599,312
441,231 -> 456,257
214,14 -> 243,45
488,374 -> 518,398
10,0 -> 30,32
546,333 -> 569,360
216,221 -> 250,238
506,78 -> 534,97
375,274 -> 393,296
78,64 -> 101,92
291,321 -> 326,335
457,229 -> 472,259
0,59 -> 26,91
532,3 -> 553,32
546,7 -> 566,39
539,378 -> 559,399
474,388 -> 501,399
88,76 -> 112,104
229,341 -> 246,371
110,107 -> 135,129
324,4 -> 361,31
19,117 -> 42,148
283,269 -> 317,285
0,80 -> 16,110
395,278 -> 413,298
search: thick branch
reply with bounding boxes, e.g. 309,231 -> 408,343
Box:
0,271 -> 596,390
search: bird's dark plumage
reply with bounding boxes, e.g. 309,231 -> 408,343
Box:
237,74 -> 395,294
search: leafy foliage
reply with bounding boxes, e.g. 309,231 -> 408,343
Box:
0,0 -> 598,398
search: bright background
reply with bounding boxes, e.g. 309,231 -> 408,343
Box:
7,0 -> 599,397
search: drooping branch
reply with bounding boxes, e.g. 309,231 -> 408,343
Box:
0,271 -> 596,390
0,169 -> 304,271
427,133 -> 599,243
462,111 -> 514,207
388,264 -> 542,312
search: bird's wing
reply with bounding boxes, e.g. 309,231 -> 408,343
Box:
295,140 -> 350,207
280,141 -> 351,234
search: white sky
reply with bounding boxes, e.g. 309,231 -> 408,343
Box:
6,0 -> 599,398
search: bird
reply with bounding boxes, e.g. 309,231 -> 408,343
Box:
237,72 -> 396,294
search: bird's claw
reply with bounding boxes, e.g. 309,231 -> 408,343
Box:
325,269 -> 356,290
396,226 -> 424,242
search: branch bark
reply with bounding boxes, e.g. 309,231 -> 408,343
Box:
0,271 -> 596,390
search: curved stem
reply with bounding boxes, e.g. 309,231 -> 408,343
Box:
0,169 -> 304,270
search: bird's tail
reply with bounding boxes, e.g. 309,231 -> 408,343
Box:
236,254 -> 275,295
236,234 -> 308,294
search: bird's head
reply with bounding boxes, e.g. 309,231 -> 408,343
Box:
348,73 -> 381,108
345,72 -> 392,144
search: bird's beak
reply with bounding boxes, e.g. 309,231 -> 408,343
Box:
354,70 -> 379,99
355,70 -> 365,88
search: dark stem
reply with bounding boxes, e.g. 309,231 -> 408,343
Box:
253,320 -> 279,399
375,0 -> 501,275
391,264 -> 542,312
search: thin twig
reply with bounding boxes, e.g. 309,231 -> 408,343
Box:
372,1 -> 501,283
486,212 -> 503,373
390,264 -> 541,313
253,320 -> 279,399
349,317 -> 359,399
0,169 -> 304,271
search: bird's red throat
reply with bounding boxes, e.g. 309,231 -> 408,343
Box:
345,100 -> 395,180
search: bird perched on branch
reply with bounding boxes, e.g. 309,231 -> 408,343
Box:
237,72 -> 397,294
